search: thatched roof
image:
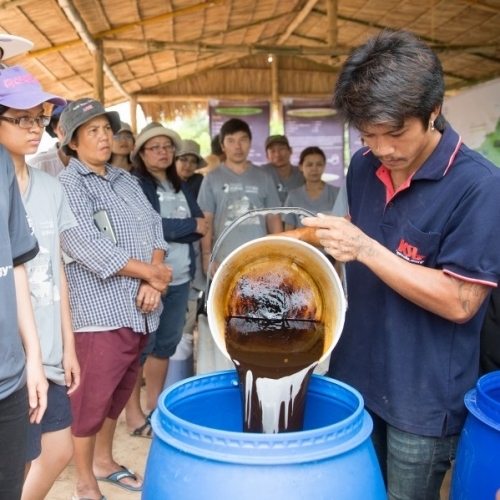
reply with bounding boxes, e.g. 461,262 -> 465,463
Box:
2,0 -> 500,124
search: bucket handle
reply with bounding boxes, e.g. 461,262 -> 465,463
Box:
206,207 -> 348,305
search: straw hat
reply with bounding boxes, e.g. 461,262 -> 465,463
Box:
131,122 -> 182,161
175,139 -> 207,168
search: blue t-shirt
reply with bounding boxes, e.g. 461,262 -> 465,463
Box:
0,146 -> 39,400
329,125 -> 500,437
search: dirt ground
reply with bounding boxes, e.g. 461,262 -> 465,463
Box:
47,390 -> 152,500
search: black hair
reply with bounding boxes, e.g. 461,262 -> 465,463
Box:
133,146 -> 182,192
219,118 -> 252,144
0,104 -> 8,116
333,29 -> 447,132
211,134 -> 224,156
299,146 -> 326,165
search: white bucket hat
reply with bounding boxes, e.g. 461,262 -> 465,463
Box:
131,122 -> 182,162
175,139 -> 207,168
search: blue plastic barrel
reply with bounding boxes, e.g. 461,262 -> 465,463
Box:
451,371 -> 500,499
142,371 -> 386,500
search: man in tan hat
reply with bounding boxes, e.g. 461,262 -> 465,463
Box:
261,134 -> 304,205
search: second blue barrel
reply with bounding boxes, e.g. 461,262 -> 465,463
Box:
142,371 -> 386,500
451,370 -> 500,499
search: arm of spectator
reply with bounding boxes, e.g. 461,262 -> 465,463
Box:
59,260 -> 80,396
135,249 -> 172,313
117,254 -> 170,294
14,265 -> 48,424
266,213 -> 284,234
161,217 -> 204,242
201,211 -> 214,276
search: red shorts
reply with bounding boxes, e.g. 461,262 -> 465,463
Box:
70,327 -> 148,437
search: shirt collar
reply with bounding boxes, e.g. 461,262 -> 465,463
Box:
412,125 -> 462,181
69,157 -> 125,182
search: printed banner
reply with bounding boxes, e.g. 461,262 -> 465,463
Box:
282,99 -> 344,186
208,100 -> 270,165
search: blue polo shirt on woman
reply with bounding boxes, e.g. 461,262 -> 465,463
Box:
328,124 -> 500,437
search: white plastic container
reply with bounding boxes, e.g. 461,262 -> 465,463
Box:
164,333 -> 194,389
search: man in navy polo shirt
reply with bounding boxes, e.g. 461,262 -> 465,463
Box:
302,30 -> 500,499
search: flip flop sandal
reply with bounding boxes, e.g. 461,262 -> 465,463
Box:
96,465 -> 142,492
130,410 -> 154,438
130,419 -> 153,438
71,495 -> 106,500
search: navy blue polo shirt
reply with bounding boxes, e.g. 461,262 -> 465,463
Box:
328,125 -> 500,437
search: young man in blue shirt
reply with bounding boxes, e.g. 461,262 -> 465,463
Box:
301,29 -> 500,499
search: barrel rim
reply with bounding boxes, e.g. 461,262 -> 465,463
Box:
464,371 -> 500,431
151,371 -> 374,464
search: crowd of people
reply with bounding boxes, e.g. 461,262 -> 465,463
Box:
1,27 -> 500,500
0,38 -> 341,500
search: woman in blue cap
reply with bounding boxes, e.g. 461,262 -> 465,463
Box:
0,65 -> 79,500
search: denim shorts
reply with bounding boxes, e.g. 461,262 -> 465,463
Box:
141,280 -> 191,363
26,381 -> 72,462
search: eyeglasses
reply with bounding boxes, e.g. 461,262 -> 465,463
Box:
144,145 -> 175,154
113,132 -> 134,141
0,115 -> 51,129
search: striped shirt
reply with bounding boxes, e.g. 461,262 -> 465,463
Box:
59,158 -> 168,333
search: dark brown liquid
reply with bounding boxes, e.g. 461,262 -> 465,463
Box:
225,317 -> 324,433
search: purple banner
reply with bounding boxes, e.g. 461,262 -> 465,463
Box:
348,126 -> 364,158
208,100 -> 270,165
282,99 -> 344,186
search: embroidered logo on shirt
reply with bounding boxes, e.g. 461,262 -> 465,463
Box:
396,238 -> 425,264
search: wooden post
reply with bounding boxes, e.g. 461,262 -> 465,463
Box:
270,56 -> 280,125
130,95 -> 138,134
93,40 -> 104,103
327,0 -> 338,55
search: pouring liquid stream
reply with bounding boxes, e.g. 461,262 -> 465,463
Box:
225,316 -> 325,433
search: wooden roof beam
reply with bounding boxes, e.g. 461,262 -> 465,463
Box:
57,0 -> 129,100
136,93 -> 332,103
452,0 -> 500,14
276,0 -> 320,45
102,38 -> 351,57
28,0 -> 228,58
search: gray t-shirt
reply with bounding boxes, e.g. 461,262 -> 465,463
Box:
283,184 -> 339,228
260,163 -> 304,205
23,166 -> 77,385
0,146 -> 39,400
30,144 -> 65,177
158,180 -> 191,286
197,163 -> 281,264
331,179 -> 348,216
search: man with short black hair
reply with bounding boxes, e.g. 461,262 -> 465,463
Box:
261,134 -> 303,205
198,118 -> 282,273
300,29 -> 500,498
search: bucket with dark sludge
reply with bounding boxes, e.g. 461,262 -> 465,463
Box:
207,235 -> 347,433
142,370 -> 386,500
450,371 -> 500,499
